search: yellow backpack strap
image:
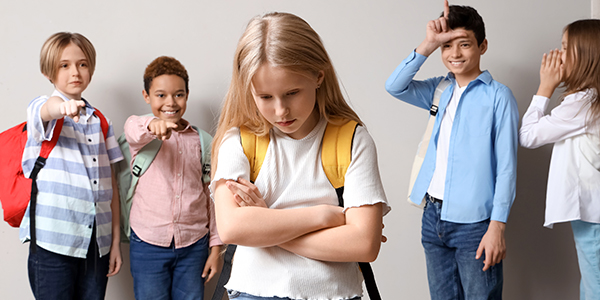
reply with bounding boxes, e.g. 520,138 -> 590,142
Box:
239,126 -> 270,183
321,120 -> 359,190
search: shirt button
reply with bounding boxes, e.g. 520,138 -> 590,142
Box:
93,180 -> 97,184
179,151 -> 182,154
88,225 -> 92,229
175,195 -> 180,199
88,139 -> 92,142
93,158 -> 97,162
177,173 -> 181,177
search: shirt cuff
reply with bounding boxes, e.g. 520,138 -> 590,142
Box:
530,95 -> 550,111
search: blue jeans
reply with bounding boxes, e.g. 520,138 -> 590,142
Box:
571,220 -> 600,300
227,290 -> 361,300
130,230 -> 209,300
421,196 -> 503,300
28,228 -> 110,300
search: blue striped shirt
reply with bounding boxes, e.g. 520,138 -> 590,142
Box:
19,90 -> 123,258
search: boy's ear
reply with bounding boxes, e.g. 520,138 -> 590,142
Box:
43,73 -> 53,84
142,90 -> 151,104
479,39 -> 488,55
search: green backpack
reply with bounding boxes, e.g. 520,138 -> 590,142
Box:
114,125 -> 212,243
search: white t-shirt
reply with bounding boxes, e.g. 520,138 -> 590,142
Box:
428,82 -> 467,199
210,118 -> 390,300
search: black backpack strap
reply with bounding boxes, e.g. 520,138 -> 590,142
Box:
211,244 -> 237,300
29,118 -> 65,253
359,262 -> 381,300
28,157 -> 46,253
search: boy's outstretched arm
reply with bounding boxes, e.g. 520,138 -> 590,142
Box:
40,96 -> 86,122
416,0 -> 467,57
107,167 -> 122,277
202,245 -> 223,283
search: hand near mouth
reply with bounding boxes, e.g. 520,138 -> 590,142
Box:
148,119 -> 179,141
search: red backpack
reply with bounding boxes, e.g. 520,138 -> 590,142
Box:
0,109 -> 108,246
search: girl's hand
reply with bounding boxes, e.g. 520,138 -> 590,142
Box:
226,178 -> 268,208
147,119 -> 178,140
318,205 -> 345,228
537,49 -> 564,98
202,245 -> 223,284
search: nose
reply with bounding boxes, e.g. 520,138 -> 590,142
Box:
451,46 -> 461,57
165,95 -> 176,106
274,98 -> 289,118
71,65 -> 80,76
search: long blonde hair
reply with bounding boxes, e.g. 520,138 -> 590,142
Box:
212,12 -> 362,174
563,19 -> 600,131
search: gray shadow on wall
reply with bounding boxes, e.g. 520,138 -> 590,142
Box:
503,111 -> 580,298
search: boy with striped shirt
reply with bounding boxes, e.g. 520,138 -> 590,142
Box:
20,32 -> 123,300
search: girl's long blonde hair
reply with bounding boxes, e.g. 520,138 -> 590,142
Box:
563,19 -> 600,131
212,12 -> 362,175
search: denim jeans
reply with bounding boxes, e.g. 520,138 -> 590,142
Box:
421,196 -> 503,300
227,290 -> 361,300
28,228 -> 109,300
571,220 -> 600,300
130,230 -> 209,300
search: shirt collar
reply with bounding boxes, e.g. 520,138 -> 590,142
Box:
445,70 -> 493,86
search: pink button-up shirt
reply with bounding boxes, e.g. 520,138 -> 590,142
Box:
125,115 -> 221,248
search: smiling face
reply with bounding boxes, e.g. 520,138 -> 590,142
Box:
143,74 -> 188,127
49,42 -> 91,100
251,64 -> 324,139
441,28 -> 487,86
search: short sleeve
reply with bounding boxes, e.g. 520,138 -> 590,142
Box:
209,127 -> 251,199
27,95 -> 57,142
342,126 -> 391,216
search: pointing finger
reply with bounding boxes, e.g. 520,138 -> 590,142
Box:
444,0 -> 450,19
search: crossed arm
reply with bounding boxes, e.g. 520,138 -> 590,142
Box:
213,178 -> 383,263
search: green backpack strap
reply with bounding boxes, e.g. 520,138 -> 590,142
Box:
119,136 -> 162,241
192,125 -> 213,183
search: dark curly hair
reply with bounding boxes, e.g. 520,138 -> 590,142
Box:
143,56 -> 189,93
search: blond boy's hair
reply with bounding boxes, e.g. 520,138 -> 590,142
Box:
212,12 -> 362,174
40,32 -> 96,82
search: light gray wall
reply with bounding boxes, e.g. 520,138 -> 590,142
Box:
0,0 -> 592,299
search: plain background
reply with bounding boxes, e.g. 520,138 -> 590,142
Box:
0,0 -> 597,299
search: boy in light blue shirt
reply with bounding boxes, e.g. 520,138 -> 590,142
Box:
385,1 -> 518,299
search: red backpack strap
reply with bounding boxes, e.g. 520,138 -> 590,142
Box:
93,107 -> 109,139
38,118 -> 65,159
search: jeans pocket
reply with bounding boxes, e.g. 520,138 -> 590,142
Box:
226,289 -> 241,299
130,230 -> 142,243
